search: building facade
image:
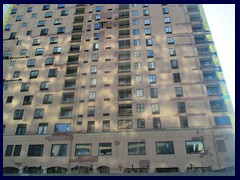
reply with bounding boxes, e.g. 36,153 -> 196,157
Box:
3,4 -> 235,175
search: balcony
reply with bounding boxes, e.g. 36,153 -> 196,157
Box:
118,89 -> 132,100
118,76 -> 131,86
72,25 -> 83,33
118,11 -> 129,19
119,4 -> 129,10
67,55 -> 79,64
62,93 -> 75,103
206,84 -> 222,96
74,16 -> 84,24
71,34 -> 81,43
69,45 -> 80,53
75,8 -> 85,14
197,46 -> 211,55
118,104 -> 132,116
118,20 -> 130,28
118,63 -> 131,73
203,71 -> 218,81
118,51 -> 130,60
194,35 -> 208,44
200,57 -> 214,68
119,40 -> 131,49
66,67 -> 78,76
118,29 -> 130,38
63,80 -> 76,89
187,5 -> 200,13
192,24 -> 204,33
189,14 -> 202,22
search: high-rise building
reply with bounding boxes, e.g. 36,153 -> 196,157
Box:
3,4 -> 235,175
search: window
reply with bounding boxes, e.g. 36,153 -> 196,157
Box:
180,116 -> 189,128
146,38 -> 152,46
95,14 -> 101,20
133,50 -> 141,57
3,51 -> 10,59
6,96 -> 13,103
75,144 -> 92,156
58,4 -> 65,9
173,73 -> 181,83
33,39 -> 40,46
27,145 -> 44,156
40,28 -> 48,35
87,121 -> 95,133
16,124 -> 26,135
135,62 -> 142,69
210,100 -> 227,112
144,18 -> 150,25
206,84 -> 222,95
203,71 -> 218,81
90,78 -> 97,87
48,68 -> 58,77
186,140 -> 205,154
133,29 -> 139,35
132,19 -> 139,26
148,61 -> 155,70
13,71 -> 20,78
169,48 -> 176,56
23,95 -> 33,105
102,120 -> 110,132
137,104 -> 145,112
171,60 -> 178,69
42,5 -> 50,10
20,83 -> 30,92
35,48 -> 44,55
45,11 -> 53,18
128,142 -> 146,155
150,88 -> 158,98
89,92 -> 96,102
26,30 -> 32,36
5,24 -> 11,30
93,43 -> 99,50
94,22 -> 101,30
133,39 -> 140,46
9,32 -> 16,39
54,18 -> 62,25
132,10 -> 138,16
51,144 -> 67,156
132,4 -> 138,7
29,70 -> 39,78
151,102 -> 160,114
91,66 -> 97,74
57,27 -> 65,34
13,145 -> 22,156
153,117 -> 161,128
162,7 -> 169,14
54,123 -> 71,132
214,116 -> 231,126
5,145 -> 13,156
34,108 -> 44,119
50,37 -> 58,44
137,119 -> 145,128
37,123 -> 48,134
165,26 -> 172,33
96,6 -> 102,12
16,40 -> 22,46
53,47 -> 62,54
62,92 -> 74,103
11,8 -> 17,14
164,17 -> 171,23
61,10 -> 69,16
175,87 -> 183,97
136,89 -> 144,97
45,57 -> 54,65
99,143 -> 112,156
40,81 -> 49,90
16,15 -> 22,21
167,37 -> 174,44
149,74 -> 156,84
94,32 -> 100,40
136,75 -> 142,83
145,28 -> 151,35
43,94 -> 53,104
31,13 -> 37,18
9,60 -> 16,67
38,20 -> 46,27
177,102 -> 186,113
60,107 -> 73,118
118,120 -> 132,129
156,141 -> 174,154
92,54 -> 99,62
147,50 -> 154,58
20,49 -> 27,55
13,110 -> 24,120
216,140 -> 227,153
87,106 -> 95,117
119,40 -> 131,49
143,9 -> 149,16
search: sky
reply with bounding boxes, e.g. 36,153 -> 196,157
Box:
3,4 -> 235,110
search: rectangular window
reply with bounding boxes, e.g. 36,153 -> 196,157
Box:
171,60 -> 178,69
102,120 -> 110,132
94,32 -> 100,40
145,28 -> 151,35
133,50 -> 141,57
167,37 -> 174,44
53,47 -> 62,54
13,71 -> 20,78
147,50 -> 154,58
16,124 -> 26,135
144,18 -> 150,25
136,75 -> 142,83
162,7 -> 169,14
9,32 -> 16,39
20,49 -> 27,55
146,38 -> 152,46
6,96 -> 13,103
133,39 -> 140,46
143,9 -> 149,16
133,19 -> 139,25
148,61 -> 155,70
216,140 -> 227,152
45,11 -> 53,18
40,81 -> 50,90
22,22 -> 28,27
5,145 -> 13,156
54,18 -> 62,25
3,51 -> 10,59
92,54 -> 99,62
137,119 -> 145,128
177,102 -> 186,113
35,48 -> 44,55
45,57 -> 54,65
26,30 -> 32,36
38,20 -> 46,27
149,74 -> 156,84
90,78 -> 97,87
16,15 -> 22,21
150,88 -> 158,98
16,40 -> 22,46
132,10 -> 138,16
128,142 -> 146,155
20,83 -> 30,92
54,123 -> 71,132
93,43 -> 99,50
51,144 -> 67,156
87,121 -> 95,133
62,92 -> 74,103
43,94 -> 53,104
9,60 -> 16,67
34,108 -> 44,119
61,10 -> 69,16
75,144 -> 92,156
27,145 -> 44,156
175,87 -> 183,97
165,26 -> 172,33
164,17 -> 171,23
185,140 -> 205,154
156,141 -> 174,154
40,28 -> 48,35
206,84 -> 222,96
89,92 -> 96,102
42,5 -> 50,10
214,116 -> 231,126
96,6 -> 102,12
210,100 -> 227,112
136,89 -> 144,97
60,107 -> 73,118
87,106 -> 95,117
3,84 -> 9,91
153,117 -> 161,129
14,110 -> 24,120
99,143 -> 112,156
169,48 -> 176,56
23,95 -> 33,105
57,27 -> 65,34
13,145 -> 22,156
95,14 -> 101,20
32,13 -> 37,18
5,24 -> 11,30
58,4 -> 65,8
91,66 -> 97,74
137,104 -> 145,112
135,62 -> 142,69
133,29 -> 139,35
152,103 -> 159,114
119,40 -> 131,49
118,120 -> 132,129
37,123 -> 48,134
180,116 -> 189,128
94,22 -> 101,30
48,68 -> 58,77
11,8 -> 17,14
173,73 -> 181,83
33,39 -> 41,46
